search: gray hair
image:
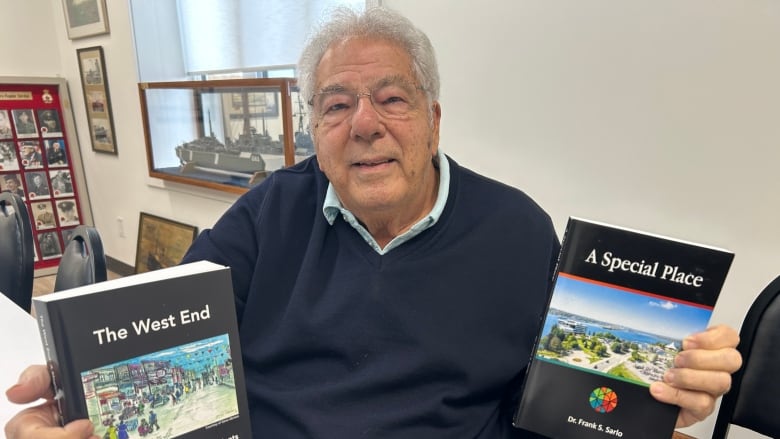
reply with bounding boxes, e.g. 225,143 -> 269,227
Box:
297,6 -> 440,123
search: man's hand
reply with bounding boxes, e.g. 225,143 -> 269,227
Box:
4,365 -> 97,439
649,324 -> 743,428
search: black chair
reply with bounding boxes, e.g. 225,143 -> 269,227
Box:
53,225 -> 107,292
0,192 -> 35,312
711,275 -> 780,438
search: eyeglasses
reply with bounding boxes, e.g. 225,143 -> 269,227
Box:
309,82 -> 424,126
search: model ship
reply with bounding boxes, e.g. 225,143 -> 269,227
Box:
175,108 -> 271,181
293,93 -> 314,155
174,88 -> 315,183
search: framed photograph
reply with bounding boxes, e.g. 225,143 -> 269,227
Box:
62,0 -> 110,40
0,141 -> 19,171
228,90 -> 279,119
38,231 -> 63,260
11,109 -> 38,138
135,212 -> 198,274
56,199 -> 80,226
1,76 -> 95,276
0,109 -> 12,139
77,46 -> 117,154
38,109 -> 63,137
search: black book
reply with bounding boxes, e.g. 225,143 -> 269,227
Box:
33,260 -> 252,438
514,217 -> 734,439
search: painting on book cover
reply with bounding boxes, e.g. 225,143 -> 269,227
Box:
79,333 -> 240,438
534,273 -> 714,387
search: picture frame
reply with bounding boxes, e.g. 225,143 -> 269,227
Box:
76,46 -> 117,155
62,0 -> 110,40
134,212 -> 198,274
0,76 -> 96,276
228,90 -> 279,119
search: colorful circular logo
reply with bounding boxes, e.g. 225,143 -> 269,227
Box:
589,386 -> 618,413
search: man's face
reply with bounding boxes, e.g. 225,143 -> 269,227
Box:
311,37 -> 441,216
33,175 -> 42,185
19,112 -> 29,122
5,178 -> 18,190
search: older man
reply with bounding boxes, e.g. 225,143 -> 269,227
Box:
5,6 -> 740,439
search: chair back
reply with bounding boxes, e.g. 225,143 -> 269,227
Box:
711,275 -> 780,438
53,225 -> 107,292
0,192 -> 34,312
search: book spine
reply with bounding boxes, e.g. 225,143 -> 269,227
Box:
33,300 -> 66,426
33,300 -> 83,425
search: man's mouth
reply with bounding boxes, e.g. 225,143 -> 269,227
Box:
354,159 -> 394,167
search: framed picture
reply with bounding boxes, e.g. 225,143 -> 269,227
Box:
62,0 -> 110,40
135,212 -> 198,274
77,46 -> 117,155
0,77 -> 95,276
228,90 -> 279,119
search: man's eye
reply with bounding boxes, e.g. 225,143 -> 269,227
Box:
325,102 -> 351,113
321,95 -> 352,113
381,95 -> 406,105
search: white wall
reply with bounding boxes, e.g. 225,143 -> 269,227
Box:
386,1 -> 779,438
0,4 -> 60,75
1,1 -> 776,437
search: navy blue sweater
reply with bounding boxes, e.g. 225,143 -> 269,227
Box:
183,156 -> 559,438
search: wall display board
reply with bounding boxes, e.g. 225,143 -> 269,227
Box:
0,77 -> 93,275
138,78 -> 313,195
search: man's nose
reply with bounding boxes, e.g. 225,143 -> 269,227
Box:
349,94 -> 385,141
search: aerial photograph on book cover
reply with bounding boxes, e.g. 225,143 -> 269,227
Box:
535,274 -> 714,387
79,333 -> 240,438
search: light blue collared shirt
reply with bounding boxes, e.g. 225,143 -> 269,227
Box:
323,152 -> 451,254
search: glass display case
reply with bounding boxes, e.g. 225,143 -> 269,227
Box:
138,78 -> 313,194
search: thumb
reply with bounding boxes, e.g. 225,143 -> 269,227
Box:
5,408 -> 97,439
64,419 -> 99,438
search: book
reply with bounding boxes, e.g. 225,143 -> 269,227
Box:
513,217 -> 734,439
33,260 -> 252,439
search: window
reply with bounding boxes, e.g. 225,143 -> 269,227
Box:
130,0 -> 369,82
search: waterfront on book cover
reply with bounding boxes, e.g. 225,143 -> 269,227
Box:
536,274 -> 714,386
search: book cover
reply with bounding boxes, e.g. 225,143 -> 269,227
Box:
513,217 -> 734,439
33,260 -> 252,438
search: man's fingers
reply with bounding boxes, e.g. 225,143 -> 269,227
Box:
649,382 -> 715,428
63,419 -> 98,438
683,324 -> 739,351
664,367 -> 733,397
4,402 -> 94,438
674,347 -> 742,380
5,365 -> 54,404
